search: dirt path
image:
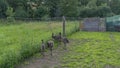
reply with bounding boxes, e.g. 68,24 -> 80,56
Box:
16,42 -> 71,68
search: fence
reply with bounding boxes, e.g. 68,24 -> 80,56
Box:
81,17 -> 106,32
1,16 -> 120,68
106,15 -> 120,32
0,17 -> 81,68
1,16 -> 120,32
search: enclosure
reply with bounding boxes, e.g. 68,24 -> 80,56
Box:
0,16 -> 120,68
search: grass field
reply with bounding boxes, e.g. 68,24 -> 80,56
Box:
0,21 -> 79,68
1,21 -> 120,68
60,32 -> 120,68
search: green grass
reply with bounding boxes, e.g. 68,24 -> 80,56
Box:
61,32 -> 120,68
0,21 -> 79,68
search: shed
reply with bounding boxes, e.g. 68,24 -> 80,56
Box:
82,18 -> 106,32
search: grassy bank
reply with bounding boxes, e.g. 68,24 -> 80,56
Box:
0,21 -> 79,68
60,32 -> 120,68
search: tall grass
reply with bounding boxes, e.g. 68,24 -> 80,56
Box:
61,32 -> 120,68
0,21 -> 79,68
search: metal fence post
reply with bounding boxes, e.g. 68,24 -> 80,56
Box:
63,16 -> 66,37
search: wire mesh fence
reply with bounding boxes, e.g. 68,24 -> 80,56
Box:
0,17 -> 81,68
1,16 -> 120,68
1,16 -> 120,32
106,15 -> 120,32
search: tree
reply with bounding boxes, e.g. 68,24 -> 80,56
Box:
0,0 -> 118,18
0,0 -> 8,18
14,6 -> 28,18
45,0 -> 61,17
34,6 -> 49,18
87,0 -> 97,8
96,0 -> 108,6
6,7 -> 15,22
97,4 -> 113,17
60,0 -> 79,17
110,0 -> 120,15
78,0 -> 89,6
6,0 -> 28,11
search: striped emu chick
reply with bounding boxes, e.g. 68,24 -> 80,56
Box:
41,40 -> 46,56
46,40 -> 54,56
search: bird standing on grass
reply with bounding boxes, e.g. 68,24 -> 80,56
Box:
62,37 -> 69,50
47,40 -> 54,56
41,40 -> 46,56
52,32 -> 62,46
52,32 -> 69,50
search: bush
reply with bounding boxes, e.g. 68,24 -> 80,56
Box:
14,6 -> 28,18
41,15 -> 50,21
34,6 -> 49,18
97,4 -> 113,17
6,7 -> 15,22
7,17 -> 15,22
0,0 -> 8,18
80,4 -> 113,17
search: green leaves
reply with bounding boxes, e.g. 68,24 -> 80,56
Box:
60,0 -> 79,17
0,0 -> 8,18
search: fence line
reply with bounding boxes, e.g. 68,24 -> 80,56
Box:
0,17 -> 83,21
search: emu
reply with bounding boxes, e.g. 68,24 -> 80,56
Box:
52,32 -> 62,42
41,40 -> 46,56
46,40 -> 54,56
62,37 -> 69,44
62,37 -> 69,50
52,32 -> 69,49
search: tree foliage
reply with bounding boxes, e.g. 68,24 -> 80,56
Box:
6,7 -> 15,22
110,0 -> 120,15
60,0 -> 79,17
0,0 -> 8,18
0,0 -> 119,18
14,6 -> 28,18
34,6 -> 49,18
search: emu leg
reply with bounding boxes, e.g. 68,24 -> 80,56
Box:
64,43 -> 67,50
41,51 -> 45,56
50,48 -> 53,56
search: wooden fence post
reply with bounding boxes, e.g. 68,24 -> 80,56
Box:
63,16 -> 66,37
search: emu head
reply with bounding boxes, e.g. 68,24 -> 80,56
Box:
59,32 -> 62,36
52,33 -> 54,39
41,40 -> 44,43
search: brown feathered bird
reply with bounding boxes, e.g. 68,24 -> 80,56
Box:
46,40 -> 54,56
41,40 -> 46,56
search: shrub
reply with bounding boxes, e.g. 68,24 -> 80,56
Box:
34,6 -> 49,18
14,6 -> 28,18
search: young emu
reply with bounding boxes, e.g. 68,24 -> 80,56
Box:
52,32 -> 62,43
41,40 -> 46,56
62,37 -> 69,43
62,37 -> 69,50
46,40 -> 54,56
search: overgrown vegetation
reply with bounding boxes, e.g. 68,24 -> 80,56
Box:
60,32 -> 120,68
0,0 -> 120,19
0,21 -> 79,68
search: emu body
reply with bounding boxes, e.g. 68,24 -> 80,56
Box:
41,40 -> 46,56
46,40 -> 54,56
52,32 -> 62,42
